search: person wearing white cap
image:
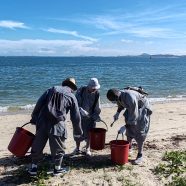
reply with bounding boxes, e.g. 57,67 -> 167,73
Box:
28,77 -> 82,176
71,78 -> 101,156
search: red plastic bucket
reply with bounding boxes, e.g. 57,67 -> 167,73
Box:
110,140 -> 129,165
8,123 -> 35,157
89,128 -> 106,150
89,120 -> 108,150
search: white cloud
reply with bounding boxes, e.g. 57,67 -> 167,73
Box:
46,28 -> 98,42
129,27 -> 171,38
0,20 -> 29,29
0,39 -> 98,56
1,38 -> 186,56
91,17 -> 123,30
144,41 -> 154,45
69,5 -> 186,40
77,15 -> 170,38
121,39 -> 134,43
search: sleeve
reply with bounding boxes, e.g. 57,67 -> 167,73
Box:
75,87 -> 83,107
91,95 -> 101,121
144,98 -> 153,115
117,104 -> 124,113
70,95 -> 83,140
31,89 -> 49,123
124,93 -> 138,125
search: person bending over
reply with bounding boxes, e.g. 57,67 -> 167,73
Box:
29,77 -> 82,175
107,87 -> 152,164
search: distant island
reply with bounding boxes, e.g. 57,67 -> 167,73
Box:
138,53 -> 186,58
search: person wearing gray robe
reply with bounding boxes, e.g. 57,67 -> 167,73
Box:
28,78 -> 82,175
107,88 -> 152,164
71,78 -> 101,156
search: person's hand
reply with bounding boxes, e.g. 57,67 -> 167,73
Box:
113,112 -> 120,121
79,107 -> 89,117
118,126 -> 126,134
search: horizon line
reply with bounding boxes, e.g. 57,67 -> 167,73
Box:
0,54 -> 186,57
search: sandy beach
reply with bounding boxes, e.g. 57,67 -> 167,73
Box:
0,101 -> 186,186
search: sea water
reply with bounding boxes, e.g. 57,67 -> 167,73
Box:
0,56 -> 186,112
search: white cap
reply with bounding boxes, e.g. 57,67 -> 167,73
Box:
88,78 -> 100,90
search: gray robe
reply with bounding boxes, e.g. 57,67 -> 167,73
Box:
117,89 -> 152,141
30,86 -> 82,165
76,86 -> 101,138
31,86 -> 82,139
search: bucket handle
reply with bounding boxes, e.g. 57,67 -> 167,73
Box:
21,122 -> 31,128
116,132 -> 124,140
110,120 -> 115,127
97,119 -> 108,131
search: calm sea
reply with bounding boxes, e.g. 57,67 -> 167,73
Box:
0,56 -> 186,112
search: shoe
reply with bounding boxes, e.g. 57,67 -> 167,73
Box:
28,167 -> 37,176
129,148 -> 133,154
134,154 -> 143,165
70,148 -> 80,156
85,149 -> 92,156
53,167 -> 69,176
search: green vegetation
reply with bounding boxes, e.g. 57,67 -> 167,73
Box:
116,164 -> 134,172
154,150 -> 186,186
13,162 -> 52,185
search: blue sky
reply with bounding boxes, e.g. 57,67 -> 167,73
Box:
1,0 -> 186,56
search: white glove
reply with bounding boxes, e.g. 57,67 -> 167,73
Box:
118,126 -> 126,134
113,112 -> 120,121
79,107 -> 89,117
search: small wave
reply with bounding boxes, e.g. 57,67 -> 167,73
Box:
101,103 -> 116,108
0,104 -> 35,113
1,95 -> 186,113
149,96 -> 186,103
20,104 -> 35,110
0,106 -> 9,112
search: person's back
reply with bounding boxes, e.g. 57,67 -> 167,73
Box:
44,85 -> 77,124
29,77 -> 82,176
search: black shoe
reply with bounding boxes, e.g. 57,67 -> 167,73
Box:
53,167 -> 69,176
70,148 -> 81,156
28,167 -> 37,176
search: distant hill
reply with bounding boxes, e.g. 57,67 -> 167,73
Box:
138,53 -> 185,58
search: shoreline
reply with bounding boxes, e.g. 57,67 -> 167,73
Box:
1,99 -> 186,115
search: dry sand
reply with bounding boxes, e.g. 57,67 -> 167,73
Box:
0,101 -> 186,186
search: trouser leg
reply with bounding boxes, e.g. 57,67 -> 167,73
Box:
75,140 -> 81,150
31,128 -> 48,164
127,136 -> 133,149
126,125 -> 136,149
49,134 -> 66,167
82,118 -> 95,149
135,135 -> 146,155
136,139 -> 144,154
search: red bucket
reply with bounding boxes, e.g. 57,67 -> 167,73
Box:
110,139 -> 129,165
8,123 -> 35,157
89,120 -> 108,150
